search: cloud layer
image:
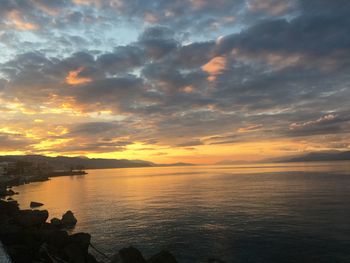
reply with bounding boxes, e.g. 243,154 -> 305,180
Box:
0,0 -> 349,162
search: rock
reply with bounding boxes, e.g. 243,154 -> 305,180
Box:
50,217 -> 62,227
15,209 -> 49,227
6,197 -> 13,201
0,221 -> 23,245
5,244 -> 34,263
69,232 -> 91,253
208,259 -> 225,263
0,200 -> 19,216
45,230 -> 69,251
87,253 -> 99,263
30,201 -> 44,208
0,187 -> 8,197
0,188 -> 15,197
63,242 -> 86,263
147,251 -> 178,263
111,246 -> 146,263
7,189 -> 15,196
61,210 -> 77,227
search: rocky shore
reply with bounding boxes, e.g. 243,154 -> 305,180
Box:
0,171 -> 86,195
0,198 -> 179,263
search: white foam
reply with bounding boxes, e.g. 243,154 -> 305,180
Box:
0,241 -> 11,263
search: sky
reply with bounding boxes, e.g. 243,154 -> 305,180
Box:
0,0 -> 349,164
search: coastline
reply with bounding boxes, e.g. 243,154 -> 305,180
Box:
0,198 -> 179,263
0,172 -> 180,263
0,170 -> 87,189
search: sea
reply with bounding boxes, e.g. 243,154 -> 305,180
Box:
12,161 -> 350,262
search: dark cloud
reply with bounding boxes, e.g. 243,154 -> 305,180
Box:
176,139 -> 203,147
0,132 -> 34,150
0,0 -> 349,155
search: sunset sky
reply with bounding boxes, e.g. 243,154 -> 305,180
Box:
0,0 -> 349,163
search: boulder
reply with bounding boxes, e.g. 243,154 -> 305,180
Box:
87,253 -> 99,263
45,230 -> 69,251
63,242 -> 86,263
7,189 -> 15,196
0,221 -> 23,245
50,217 -> 62,227
111,246 -> 146,263
5,244 -> 34,263
69,232 -> 91,253
207,259 -> 225,263
61,210 -> 77,227
147,251 -> 178,263
30,201 -> 44,208
0,188 -> 15,197
0,187 -> 8,197
15,210 -> 48,227
0,200 -> 19,216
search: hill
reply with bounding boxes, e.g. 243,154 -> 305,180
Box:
0,155 -> 154,170
278,151 -> 350,162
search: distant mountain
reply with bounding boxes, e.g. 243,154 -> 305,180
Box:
214,160 -> 253,165
0,155 -> 195,170
278,151 -> 350,163
156,162 -> 195,167
0,155 -> 154,169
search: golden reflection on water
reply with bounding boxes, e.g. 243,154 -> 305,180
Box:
10,161 -> 350,262
12,161 -> 350,218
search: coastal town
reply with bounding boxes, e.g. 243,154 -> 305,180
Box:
0,159 -> 86,190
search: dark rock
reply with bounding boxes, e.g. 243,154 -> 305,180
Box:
61,210 -> 77,227
6,244 -> 34,263
39,222 -> 59,239
147,250 -> 178,263
63,242 -> 86,263
30,201 -> 44,208
0,187 -> 8,197
0,221 -> 23,245
0,187 -> 15,197
111,246 -> 146,263
69,232 -> 91,253
87,253 -> 99,263
0,200 -> 19,216
208,258 -> 225,263
7,189 -> 15,196
50,217 -> 62,227
6,197 -> 13,201
45,230 -> 69,251
15,209 -> 48,227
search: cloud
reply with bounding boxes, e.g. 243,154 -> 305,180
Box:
66,67 -> 92,85
0,0 -> 350,158
176,139 -> 203,147
247,0 -> 295,15
0,132 -> 34,150
201,56 -> 227,81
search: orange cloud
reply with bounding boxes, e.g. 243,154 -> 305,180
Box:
66,67 -> 92,85
6,10 -> 39,30
202,56 -> 227,81
237,124 -> 263,133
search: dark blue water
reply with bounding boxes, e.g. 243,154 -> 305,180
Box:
13,162 -> 350,262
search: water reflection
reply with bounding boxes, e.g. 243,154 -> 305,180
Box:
12,161 -> 350,262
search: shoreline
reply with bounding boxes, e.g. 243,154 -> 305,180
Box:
0,186 -> 179,263
0,170 -> 182,263
0,170 -> 87,190
0,198 -> 179,263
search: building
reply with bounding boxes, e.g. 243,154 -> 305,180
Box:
0,162 -> 9,177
